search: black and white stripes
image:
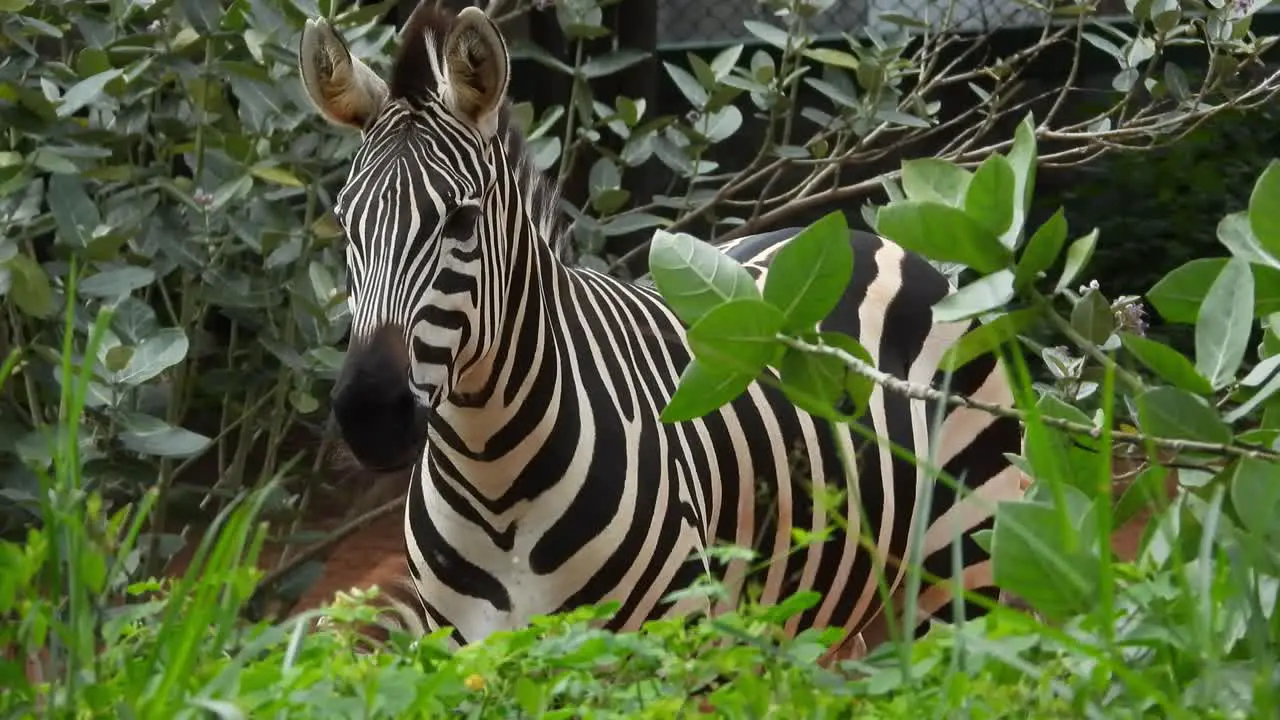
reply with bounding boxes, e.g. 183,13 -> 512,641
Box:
299,2 -> 1026,654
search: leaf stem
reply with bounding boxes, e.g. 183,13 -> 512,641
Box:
777,334 -> 1280,464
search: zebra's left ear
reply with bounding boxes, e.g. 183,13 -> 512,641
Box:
441,7 -> 509,139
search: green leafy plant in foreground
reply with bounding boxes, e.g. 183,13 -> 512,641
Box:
648,114 -> 1280,718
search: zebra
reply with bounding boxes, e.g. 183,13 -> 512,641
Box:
296,1 -> 1027,657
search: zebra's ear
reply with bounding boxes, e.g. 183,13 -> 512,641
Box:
440,7 -> 509,139
298,17 -> 389,130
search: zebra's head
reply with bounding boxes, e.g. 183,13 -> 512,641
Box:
298,4 -> 512,472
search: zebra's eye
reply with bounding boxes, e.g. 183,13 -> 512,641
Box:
441,204 -> 480,239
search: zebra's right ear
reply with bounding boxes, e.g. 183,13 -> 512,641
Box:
299,17 -> 389,130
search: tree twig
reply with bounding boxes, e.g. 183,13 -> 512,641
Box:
251,496 -> 406,603
778,336 -> 1280,464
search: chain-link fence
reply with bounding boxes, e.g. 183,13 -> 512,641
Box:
655,0 -> 1049,48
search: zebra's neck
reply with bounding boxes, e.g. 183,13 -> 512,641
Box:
426,145 -> 596,500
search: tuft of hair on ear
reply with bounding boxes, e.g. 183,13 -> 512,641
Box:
441,7 -> 509,135
388,1 -> 457,102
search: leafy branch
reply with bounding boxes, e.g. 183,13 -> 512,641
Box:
777,333 -> 1280,463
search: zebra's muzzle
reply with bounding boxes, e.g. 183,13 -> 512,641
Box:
331,324 -> 430,473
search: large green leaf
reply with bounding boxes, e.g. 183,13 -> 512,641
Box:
1148,258 -> 1280,324
761,211 -> 852,333
48,174 -> 101,248
1248,159 -> 1280,260
1229,457 -> 1280,540
875,200 -> 1013,274
1224,359 -> 1280,424
1052,229 -> 1098,295
1014,208 -> 1067,289
649,229 -> 760,327
939,308 -> 1039,372
686,298 -> 783,377
1135,387 -> 1232,443
79,266 -> 157,299
118,413 -> 211,458
1002,115 -> 1038,250
1217,211 -> 1280,268
660,358 -> 754,423
111,328 -> 190,386
1194,256 -> 1254,390
56,69 -> 123,119
1119,332 -> 1213,395
900,158 -> 972,206
932,270 -> 1015,324
991,492 -> 1100,623
964,153 -> 1016,238
1070,288 -> 1114,345
4,253 -> 54,318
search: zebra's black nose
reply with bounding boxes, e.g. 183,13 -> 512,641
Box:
331,325 -> 429,473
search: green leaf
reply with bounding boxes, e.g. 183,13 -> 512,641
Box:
1229,457 -> 1280,540
939,308 -> 1040,372
1052,228 -> 1099,295
1195,256 -> 1254,390
1135,387 -> 1232,444
991,495 -> 1099,622
1014,208 -> 1067,289
1002,115 -> 1038,249
56,69 -> 123,118
118,413 -> 211,458
104,345 -> 134,373
580,50 -> 650,79
649,229 -> 761,327
778,332 -> 875,422
1148,258 -> 1280,324
742,20 -> 790,49
1119,333 -> 1213,395
112,328 -> 189,386
964,154 -> 1016,238
1242,354 -> 1280,387
1216,211 -> 1280,268
1248,159 -> 1280,259
1224,360 -> 1280,424
48,174 -> 101,247
899,159 -> 972,207
249,165 -> 304,188
711,45 -> 744,79
4,253 -> 54,318
686,299 -> 783,376
932,270 -> 1015,324
660,359 -> 754,423
79,266 -> 156,298
1070,288 -> 1114,345
177,0 -> 220,33
662,62 -> 708,109
803,47 -> 859,70
875,200 -> 1013,274
761,211 -> 852,332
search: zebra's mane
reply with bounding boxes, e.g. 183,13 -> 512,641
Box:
387,2 -> 570,261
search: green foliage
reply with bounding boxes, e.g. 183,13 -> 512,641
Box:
1,0 -> 1279,716
651,118 -> 1280,718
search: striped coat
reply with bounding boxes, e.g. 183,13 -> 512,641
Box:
296,1 -> 1026,654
